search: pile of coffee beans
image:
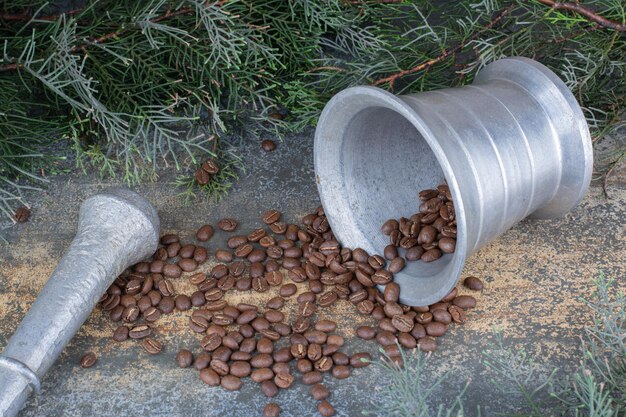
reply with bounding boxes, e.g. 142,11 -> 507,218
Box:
381,183 -> 457,264
194,160 -> 220,186
94,198 -> 481,416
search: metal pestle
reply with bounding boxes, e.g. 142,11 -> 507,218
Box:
0,188 -> 160,417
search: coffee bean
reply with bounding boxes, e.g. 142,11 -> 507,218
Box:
129,324 -> 151,339
314,320 -> 337,333
350,352 -> 371,368
425,321 -> 448,337
251,353 -> 274,369
250,262 -> 266,278
217,218 -> 238,231
176,349 -> 193,368
317,291 -> 338,308
421,248 -> 442,262
252,276 -> 270,293
448,305 -> 466,323
298,301 -> 316,317
160,234 -> 179,245
221,375 -> 242,391
261,380 -> 279,397
453,295 -> 477,309
463,276 -> 483,290
438,237 -> 456,253
381,219 -> 399,235
210,358 -> 230,376
332,365 -> 350,379
162,264 -> 182,279
268,222 -> 286,234
292,316 -> 310,334
143,306 -> 161,322
213,250 -> 231,263
383,245 -> 398,260
80,352 -> 97,368
178,258 -> 198,272
274,372 -> 294,389
398,332 -> 417,349
199,368 -> 220,386
261,139 -> 277,152
263,210 -> 282,224
383,282 -> 400,303
392,314 -> 414,332
355,325 -> 376,340
251,367 -> 274,383
357,299 -> 374,315
142,338 -> 162,355
264,403 -> 281,417
201,334 -> 222,352
417,336 -> 437,352
432,309 -> 452,324
386,257 -> 404,274
318,400 -> 336,417
376,331 -> 396,346
165,242 -> 181,258
302,371 -> 323,385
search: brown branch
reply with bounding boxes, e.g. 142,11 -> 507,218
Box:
536,0 -> 626,32
548,24 -> 601,44
372,4 -> 516,87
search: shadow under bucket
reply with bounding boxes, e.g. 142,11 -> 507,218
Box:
314,57 -> 593,307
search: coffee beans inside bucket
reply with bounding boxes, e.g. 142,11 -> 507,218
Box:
94,194 -> 480,416
381,183 -> 457,263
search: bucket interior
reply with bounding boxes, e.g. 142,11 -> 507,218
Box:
315,93 -> 465,306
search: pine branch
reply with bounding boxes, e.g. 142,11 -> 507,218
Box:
372,4 -> 516,87
536,0 -> 626,32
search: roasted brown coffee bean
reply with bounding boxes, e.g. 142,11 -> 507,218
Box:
274,284 -> 294,299
260,380 -> 279,398
418,188 -> 438,200
262,271 -> 281,287
210,358 -> 229,376
292,316 -> 310,334
317,400 -> 336,417
262,210 -> 281,225
149,260 -> 165,274
215,249 -> 233,262
244,228 -> 265,243
193,352 -> 211,371
398,332 -> 418,349
142,338 -> 162,355
311,383 -> 331,402
177,244 -> 194,259
142,306 -> 160,322
189,291 -> 205,307
356,299 -> 373,315
384,301 -> 404,317
272,347 -> 293,363
319,240 -> 340,255
274,372 -> 294,389
250,262 -> 266,278
356,325 -> 376,340
294,358 -> 312,374
389,229 -> 401,246
290,343 -> 307,359
309,280 -> 324,294
453,295 -> 477,309
129,324 -> 151,339
314,320 -> 337,333
464,276 -> 483,290
161,264 -> 180,279
383,282 -> 400,303
371,269 -> 392,286
201,334 -> 222,352
251,368 -> 274,383
383,244 -> 399,260
404,246 -> 424,261
227,235 -> 247,249
177,258 -> 197,272
176,349 -> 193,368
298,301 -> 316,317
224,360 -> 249,379
381,219 -> 399,235
160,234 -> 179,245
217,218 -> 238,231
318,291 -> 338,308
425,321 -> 448,337
264,310 -> 284,324
212,313 -> 234,326
415,311 -> 433,324
165,242 -> 181,258
417,336 -> 437,352
441,287 -> 458,302
199,368 -> 220,386
304,330 -> 327,345
350,352 -> 371,368
248,249 -> 267,263
252,276 -> 270,293
263,403 -> 281,417
195,225 -> 214,242
392,314 -> 414,332
220,375 -> 242,391
282,257 -> 301,270
386,257 -> 404,274
234,243 -> 253,258
448,305 -> 466,323
268,221 -> 286,234
441,225 -> 457,238
331,365 -> 350,379
438,237 -> 456,253
376,331 -> 396,346
300,370 -> 322,385
271,362 -> 289,376
378,318 -> 396,333
432,309 -> 452,324
399,236 -> 418,249
421,248 -> 441,262
307,343 -> 322,362
309,252 -> 326,267
368,255 -> 385,270
112,325 -> 129,342
80,352 -> 97,368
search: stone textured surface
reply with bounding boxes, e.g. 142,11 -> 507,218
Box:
0,130 -> 624,417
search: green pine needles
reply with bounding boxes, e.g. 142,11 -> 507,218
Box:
1,0 -> 625,221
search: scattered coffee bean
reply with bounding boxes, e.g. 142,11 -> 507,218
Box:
262,140 -> 277,152
218,218 -> 238,231
463,276 -> 484,290
177,349 -> 193,368
142,338 -> 162,355
264,403 -> 281,417
318,400 -> 336,417
79,352 -> 97,368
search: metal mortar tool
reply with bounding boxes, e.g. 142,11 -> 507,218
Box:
315,56 -> 593,307
0,188 -> 160,417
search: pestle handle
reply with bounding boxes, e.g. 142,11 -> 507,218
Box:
0,188 -> 159,417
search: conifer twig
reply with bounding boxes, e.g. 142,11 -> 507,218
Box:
372,4 -> 516,88
536,0 -> 626,32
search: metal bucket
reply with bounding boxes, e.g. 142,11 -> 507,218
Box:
314,57 -> 592,307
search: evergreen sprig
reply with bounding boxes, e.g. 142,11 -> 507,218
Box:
1,0 -> 624,221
